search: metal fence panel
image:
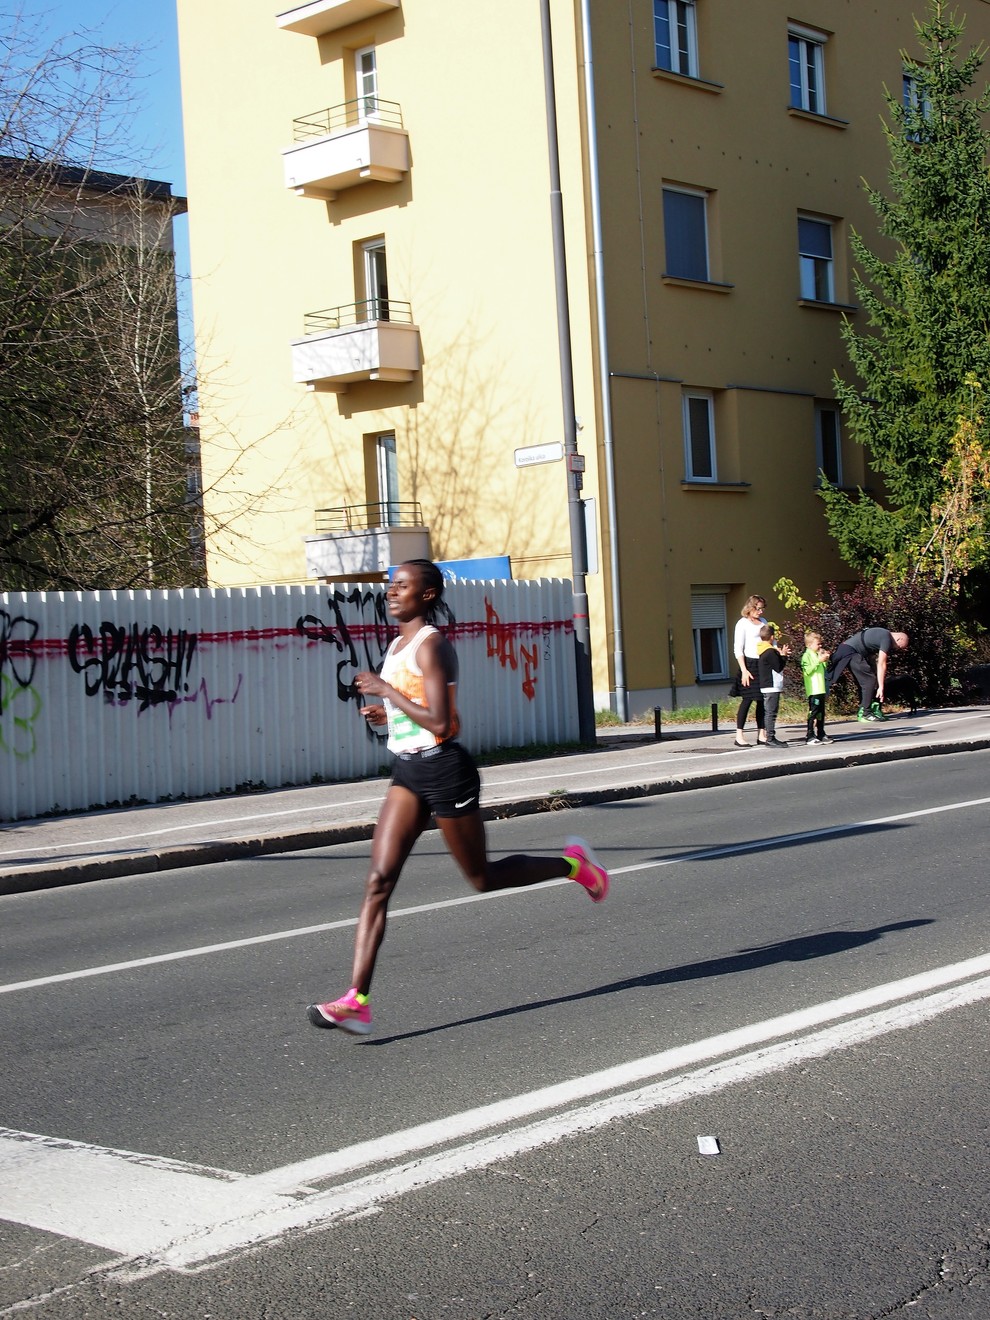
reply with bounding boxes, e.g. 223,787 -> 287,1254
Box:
0,579 -> 577,821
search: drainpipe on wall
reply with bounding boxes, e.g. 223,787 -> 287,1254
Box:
577,0 -> 627,721
540,0 -> 596,745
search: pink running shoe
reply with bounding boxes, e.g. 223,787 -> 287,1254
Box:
307,988 -> 372,1035
563,837 -> 610,902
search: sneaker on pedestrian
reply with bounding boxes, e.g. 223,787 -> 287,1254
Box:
871,702 -> 888,721
857,707 -> 868,722
819,734 -> 834,743
804,736 -> 821,745
766,737 -> 789,748
564,837 -> 610,902
307,988 -> 372,1035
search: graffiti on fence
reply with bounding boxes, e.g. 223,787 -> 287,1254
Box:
297,586 -> 389,703
0,674 -> 42,759
484,597 -> 539,700
296,586 -> 458,738
167,673 -> 244,723
0,609 -> 39,715
67,622 -> 199,713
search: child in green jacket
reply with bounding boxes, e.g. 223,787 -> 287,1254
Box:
800,631 -> 832,745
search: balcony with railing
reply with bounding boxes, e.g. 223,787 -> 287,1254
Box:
303,501 -> 431,579
277,0 -> 400,37
282,99 -> 409,200
291,299 -> 421,393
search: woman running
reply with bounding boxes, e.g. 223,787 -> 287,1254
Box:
307,559 -> 610,1036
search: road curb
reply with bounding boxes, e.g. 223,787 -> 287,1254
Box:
2,735 -> 989,897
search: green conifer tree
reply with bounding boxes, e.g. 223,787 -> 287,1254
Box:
823,0 -> 990,581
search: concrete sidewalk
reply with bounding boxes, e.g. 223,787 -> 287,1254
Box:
2,706 -> 988,895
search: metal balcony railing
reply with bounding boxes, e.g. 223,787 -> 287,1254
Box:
292,98 -> 404,142
315,501 -> 425,533
302,299 -> 413,334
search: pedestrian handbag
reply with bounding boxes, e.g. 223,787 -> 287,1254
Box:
728,666 -> 755,698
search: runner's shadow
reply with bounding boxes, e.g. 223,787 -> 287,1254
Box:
369,918 -> 934,1046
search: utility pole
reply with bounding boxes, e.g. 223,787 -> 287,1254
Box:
540,0 -> 596,745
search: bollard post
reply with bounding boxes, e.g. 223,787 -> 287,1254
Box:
711,702 -> 719,733
654,705 -> 663,741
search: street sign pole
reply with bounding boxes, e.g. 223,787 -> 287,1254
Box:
540,0 -> 596,746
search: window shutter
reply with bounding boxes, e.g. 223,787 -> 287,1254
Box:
691,593 -> 726,630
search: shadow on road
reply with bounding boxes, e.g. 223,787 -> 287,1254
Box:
369,917 -> 934,1046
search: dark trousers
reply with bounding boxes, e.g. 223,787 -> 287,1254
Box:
763,691 -> 780,739
827,645 -> 878,710
807,693 -> 825,739
735,668 -> 765,731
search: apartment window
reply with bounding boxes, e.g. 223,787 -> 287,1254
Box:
683,390 -> 716,480
789,25 -> 827,115
691,591 -> 729,680
816,404 -> 842,486
362,239 -> 389,320
663,186 -> 708,281
375,433 -> 400,524
798,216 -> 834,302
903,68 -> 930,142
355,46 -> 379,121
654,0 -> 698,77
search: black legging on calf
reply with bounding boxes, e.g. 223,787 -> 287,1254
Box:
736,684 -> 765,731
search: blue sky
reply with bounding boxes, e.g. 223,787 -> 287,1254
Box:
30,0 -> 187,192
23,1 -> 191,350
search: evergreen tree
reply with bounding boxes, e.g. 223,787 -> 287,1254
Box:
823,0 -> 990,585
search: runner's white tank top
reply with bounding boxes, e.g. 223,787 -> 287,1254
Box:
379,624 -> 459,754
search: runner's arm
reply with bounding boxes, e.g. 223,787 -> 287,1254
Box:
356,633 -> 455,736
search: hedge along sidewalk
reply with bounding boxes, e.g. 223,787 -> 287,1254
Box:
1,706 -> 989,896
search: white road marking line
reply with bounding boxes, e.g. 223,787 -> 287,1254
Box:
0,1130 -> 272,1257
245,948 -> 990,1193
3,960 -> 986,1277
3,795 -> 989,998
917,712 -> 990,729
137,973 -> 990,1276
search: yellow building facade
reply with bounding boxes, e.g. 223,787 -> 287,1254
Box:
176,0 -> 990,715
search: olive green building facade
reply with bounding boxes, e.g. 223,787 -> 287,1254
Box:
176,0 -> 990,714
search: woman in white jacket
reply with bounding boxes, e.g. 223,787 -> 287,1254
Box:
731,594 -> 768,747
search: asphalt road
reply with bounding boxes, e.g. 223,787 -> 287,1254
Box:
2,751 -> 990,1318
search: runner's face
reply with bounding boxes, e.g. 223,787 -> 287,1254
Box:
387,564 -> 433,622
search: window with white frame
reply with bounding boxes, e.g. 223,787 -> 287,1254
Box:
691,590 -> 729,680
798,215 -> 834,302
902,67 -> 930,142
789,25 -> 827,114
654,0 -> 698,77
362,239 -> 389,320
663,185 -> 709,281
355,46 -> 380,122
683,390 -> 716,480
375,433 -> 400,524
815,404 -> 842,486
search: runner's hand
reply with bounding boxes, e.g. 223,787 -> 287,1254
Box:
356,670 -> 387,698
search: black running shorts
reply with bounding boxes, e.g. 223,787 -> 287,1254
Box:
390,740 -> 481,818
